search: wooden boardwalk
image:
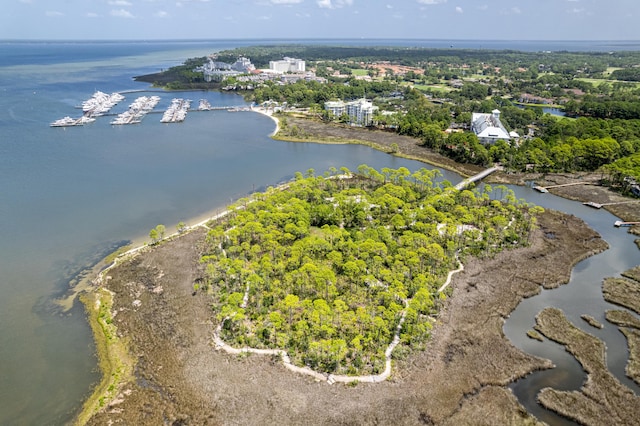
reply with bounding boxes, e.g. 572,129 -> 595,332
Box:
534,181 -> 596,193
454,166 -> 500,190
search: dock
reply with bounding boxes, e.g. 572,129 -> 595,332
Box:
161,98 -> 191,123
614,221 -> 640,227
52,91 -> 252,127
81,91 -> 124,118
533,181 -> 595,193
454,166 -> 500,190
583,201 -> 602,209
111,95 -> 160,125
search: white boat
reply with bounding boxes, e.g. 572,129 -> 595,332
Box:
50,116 -> 78,127
198,99 -> 211,110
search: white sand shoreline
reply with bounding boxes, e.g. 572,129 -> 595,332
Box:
251,106 -> 280,136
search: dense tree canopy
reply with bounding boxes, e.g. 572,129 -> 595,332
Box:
200,166 -> 541,375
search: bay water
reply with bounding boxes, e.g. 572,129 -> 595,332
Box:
1,40 -> 638,425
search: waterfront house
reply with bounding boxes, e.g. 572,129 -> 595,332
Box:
471,109 -> 511,144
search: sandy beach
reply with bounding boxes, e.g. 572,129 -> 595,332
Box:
251,106 -> 280,136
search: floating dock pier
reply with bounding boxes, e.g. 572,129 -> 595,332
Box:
584,200 -> 640,210
161,98 -> 191,123
534,181 -> 595,193
52,91 -> 251,127
614,221 -> 640,227
110,95 -> 160,125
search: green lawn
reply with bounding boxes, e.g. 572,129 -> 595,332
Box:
575,77 -> 640,89
604,67 -> 622,76
351,69 -> 370,76
405,82 -> 455,93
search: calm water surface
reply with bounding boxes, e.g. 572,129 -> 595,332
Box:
0,40 -> 638,425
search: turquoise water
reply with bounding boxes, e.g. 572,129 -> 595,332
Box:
1,40 -> 638,425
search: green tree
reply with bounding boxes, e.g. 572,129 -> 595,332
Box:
149,224 -> 166,245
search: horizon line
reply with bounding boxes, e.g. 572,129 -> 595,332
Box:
2,37 -> 640,43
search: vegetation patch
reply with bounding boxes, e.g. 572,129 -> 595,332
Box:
620,328 -> 640,384
526,329 -> 544,341
76,288 -> 134,425
603,277 -> 640,315
606,309 -> 640,330
622,265 -> 640,283
200,165 -> 540,375
581,314 -> 603,329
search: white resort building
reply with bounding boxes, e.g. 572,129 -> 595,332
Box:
198,56 -> 256,82
471,109 -> 512,144
324,101 -> 346,117
324,99 -> 377,126
269,57 -> 306,73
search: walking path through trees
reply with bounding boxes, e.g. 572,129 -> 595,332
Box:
212,256 -> 465,384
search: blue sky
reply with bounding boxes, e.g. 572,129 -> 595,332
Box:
2,0 -> 639,41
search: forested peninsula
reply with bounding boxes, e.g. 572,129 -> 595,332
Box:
201,166 -> 539,376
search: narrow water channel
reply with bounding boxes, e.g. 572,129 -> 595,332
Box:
503,185 -> 640,424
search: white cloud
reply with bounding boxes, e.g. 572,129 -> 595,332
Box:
386,4 -> 393,9
154,10 -> 169,17
46,11 -> 64,17
257,15 -> 272,19
270,0 -> 303,4
317,0 -> 353,9
500,7 -> 521,15
417,0 -> 447,4
455,6 -> 462,13
110,9 -> 135,18
87,12 -> 99,17
108,0 -> 133,6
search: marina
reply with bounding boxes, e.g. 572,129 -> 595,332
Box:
82,91 -> 125,118
50,91 -> 124,127
161,98 -> 191,123
51,91 -> 251,128
110,95 -> 160,125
